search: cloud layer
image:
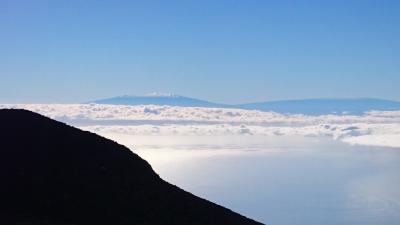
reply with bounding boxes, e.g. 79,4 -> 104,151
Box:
2,104 -> 400,148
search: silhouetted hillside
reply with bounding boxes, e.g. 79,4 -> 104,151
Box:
0,109 -> 263,225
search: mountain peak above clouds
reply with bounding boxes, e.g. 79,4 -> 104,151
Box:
143,92 -> 181,97
237,98 -> 400,115
89,94 -> 400,115
90,94 -> 229,108
119,92 -> 182,98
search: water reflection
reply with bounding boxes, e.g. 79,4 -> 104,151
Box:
110,134 -> 400,225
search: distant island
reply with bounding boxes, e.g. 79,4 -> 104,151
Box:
90,94 -> 400,115
0,109 -> 263,225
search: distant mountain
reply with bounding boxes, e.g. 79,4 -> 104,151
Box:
0,109 -> 263,225
90,93 -> 229,108
236,98 -> 400,115
90,94 -> 400,115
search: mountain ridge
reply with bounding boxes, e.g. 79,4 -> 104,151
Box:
90,94 -> 230,108
237,97 -> 400,115
0,109 -> 263,225
89,95 -> 400,115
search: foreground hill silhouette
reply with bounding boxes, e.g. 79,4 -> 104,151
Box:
0,109 -> 263,225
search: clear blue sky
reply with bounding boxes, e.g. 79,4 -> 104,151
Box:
1,0 -> 399,103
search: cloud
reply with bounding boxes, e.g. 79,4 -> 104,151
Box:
2,104 -> 400,148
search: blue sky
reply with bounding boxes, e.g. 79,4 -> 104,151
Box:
1,0 -> 399,103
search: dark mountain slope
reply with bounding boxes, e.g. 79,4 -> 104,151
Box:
0,109 -> 263,225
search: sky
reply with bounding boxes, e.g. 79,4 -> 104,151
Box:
1,0 -> 399,104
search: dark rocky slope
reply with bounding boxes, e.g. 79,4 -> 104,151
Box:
0,109 -> 263,225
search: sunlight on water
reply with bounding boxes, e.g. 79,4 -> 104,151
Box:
99,134 -> 400,225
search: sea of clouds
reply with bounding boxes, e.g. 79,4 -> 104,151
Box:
2,104 -> 400,148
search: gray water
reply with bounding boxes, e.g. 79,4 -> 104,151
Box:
129,136 -> 400,225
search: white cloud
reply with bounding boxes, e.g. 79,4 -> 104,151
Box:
2,104 -> 400,148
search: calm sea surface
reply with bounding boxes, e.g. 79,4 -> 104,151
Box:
123,136 -> 400,225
